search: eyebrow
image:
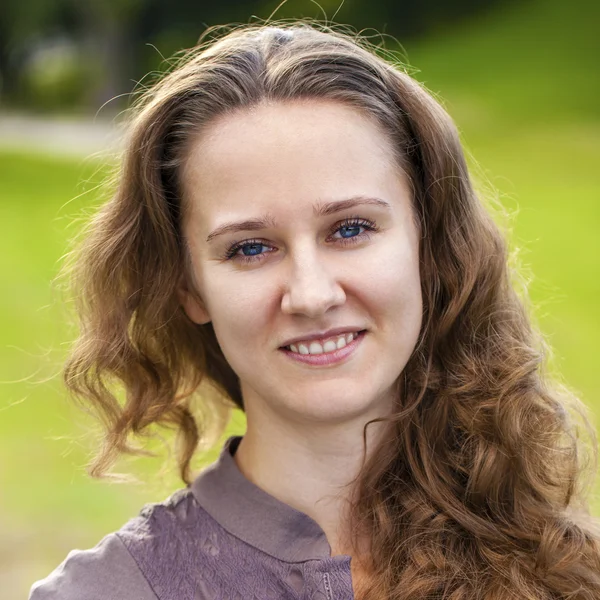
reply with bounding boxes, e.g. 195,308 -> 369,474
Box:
206,216 -> 278,242
314,195 -> 391,216
205,196 -> 391,243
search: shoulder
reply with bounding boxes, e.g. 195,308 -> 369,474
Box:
115,487 -> 205,567
28,532 -> 157,600
29,487 -> 205,600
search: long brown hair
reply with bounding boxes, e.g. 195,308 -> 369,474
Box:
63,22 -> 600,599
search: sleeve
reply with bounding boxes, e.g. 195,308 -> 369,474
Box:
28,532 -> 159,600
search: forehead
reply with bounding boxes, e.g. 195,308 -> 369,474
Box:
180,100 -> 409,225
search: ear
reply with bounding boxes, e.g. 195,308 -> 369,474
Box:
177,279 -> 211,325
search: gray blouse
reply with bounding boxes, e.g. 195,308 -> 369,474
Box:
29,435 -> 357,599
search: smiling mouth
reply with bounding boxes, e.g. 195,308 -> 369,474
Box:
283,331 -> 365,356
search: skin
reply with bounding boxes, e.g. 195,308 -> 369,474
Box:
179,99 -> 422,570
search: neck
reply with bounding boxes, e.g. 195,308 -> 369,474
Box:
232,396 -> 392,558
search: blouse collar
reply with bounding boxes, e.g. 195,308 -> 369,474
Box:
191,435 -> 333,563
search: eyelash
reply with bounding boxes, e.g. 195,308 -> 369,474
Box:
223,217 -> 379,265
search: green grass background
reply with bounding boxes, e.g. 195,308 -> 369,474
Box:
1,0 -> 598,595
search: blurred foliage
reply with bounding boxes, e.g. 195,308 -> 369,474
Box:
0,0 -> 507,113
18,41 -> 100,112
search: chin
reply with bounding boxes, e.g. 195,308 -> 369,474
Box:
282,386 -> 389,422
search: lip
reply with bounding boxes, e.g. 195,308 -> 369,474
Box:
279,327 -> 366,348
279,330 -> 366,366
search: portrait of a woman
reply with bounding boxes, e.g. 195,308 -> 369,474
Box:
29,22 -> 600,600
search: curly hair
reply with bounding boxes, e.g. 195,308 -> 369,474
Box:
63,22 -> 600,599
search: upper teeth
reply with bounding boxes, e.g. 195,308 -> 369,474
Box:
288,332 -> 359,355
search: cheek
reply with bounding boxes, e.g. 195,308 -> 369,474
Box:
355,236 -> 422,317
376,273 -> 423,342
200,270 -> 275,345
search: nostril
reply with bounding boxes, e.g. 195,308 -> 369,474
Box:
280,284 -> 346,318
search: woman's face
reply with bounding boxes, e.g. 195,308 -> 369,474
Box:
180,100 -> 422,426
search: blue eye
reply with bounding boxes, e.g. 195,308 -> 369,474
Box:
224,238 -> 273,262
332,217 -> 377,242
240,242 -> 267,256
338,225 -> 362,238
224,217 -> 378,264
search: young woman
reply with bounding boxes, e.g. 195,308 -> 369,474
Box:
29,22 -> 600,600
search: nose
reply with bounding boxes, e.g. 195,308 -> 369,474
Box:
281,251 -> 346,317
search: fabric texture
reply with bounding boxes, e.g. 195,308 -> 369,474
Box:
28,532 -> 158,600
29,435 -> 357,600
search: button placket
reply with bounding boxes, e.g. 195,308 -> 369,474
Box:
322,572 -> 333,600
